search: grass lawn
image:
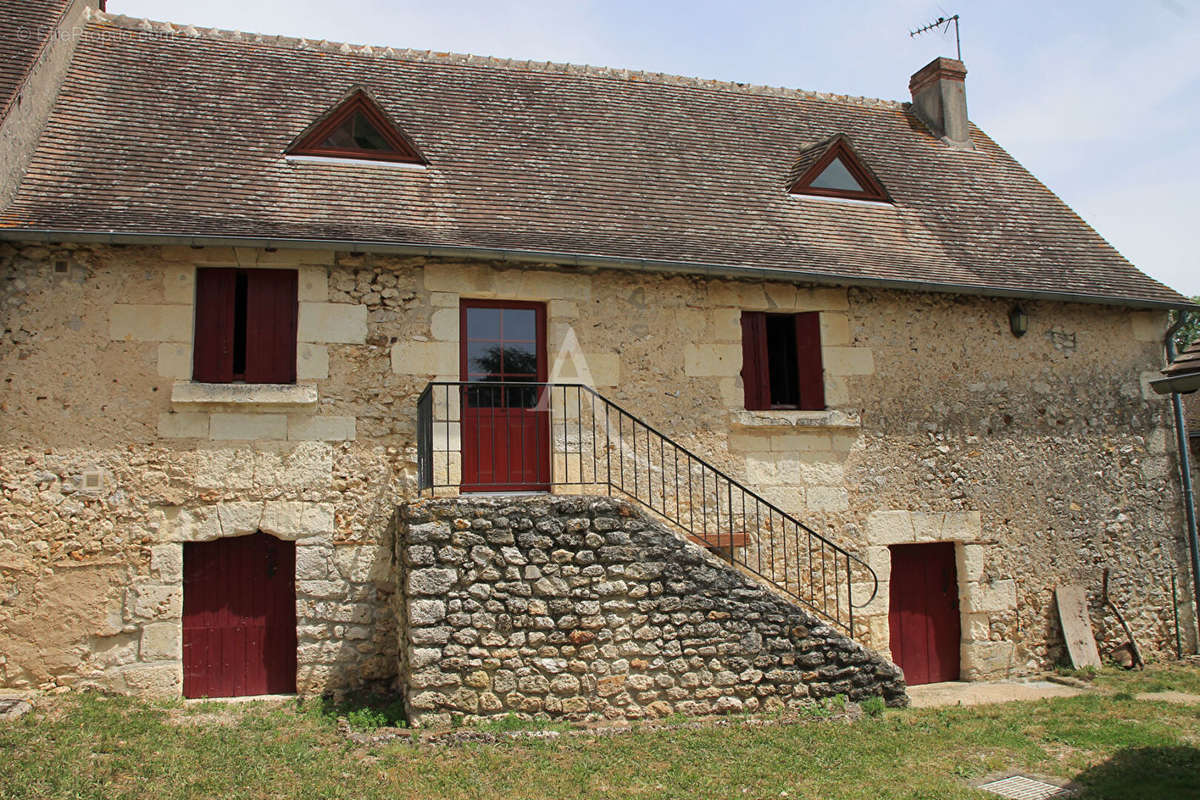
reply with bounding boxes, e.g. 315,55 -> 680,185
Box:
1,666 -> 1198,800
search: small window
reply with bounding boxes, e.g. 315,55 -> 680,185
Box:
740,311 -> 825,411
318,112 -> 392,152
788,135 -> 889,202
193,268 -> 298,384
287,89 -> 426,164
808,156 -> 865,193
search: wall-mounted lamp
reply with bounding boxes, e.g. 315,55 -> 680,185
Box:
1009,305 -> 1028,338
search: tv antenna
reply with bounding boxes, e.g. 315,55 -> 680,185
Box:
910,14 -> 961,61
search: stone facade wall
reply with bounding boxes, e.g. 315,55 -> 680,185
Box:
0,243 -> 400,695
397,496 -> 906,726
0,239 -> 1191,696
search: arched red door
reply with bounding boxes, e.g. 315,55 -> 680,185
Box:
182,532 -> 297,698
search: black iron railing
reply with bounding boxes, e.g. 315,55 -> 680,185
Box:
416,381 -> 877,634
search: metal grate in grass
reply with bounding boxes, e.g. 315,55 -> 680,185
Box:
977,775 -> 1076,799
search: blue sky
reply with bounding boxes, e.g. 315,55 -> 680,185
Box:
112,0 -> 1200,297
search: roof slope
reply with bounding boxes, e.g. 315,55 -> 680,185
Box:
0,12 -> 1191,308
0,0 -> 73,117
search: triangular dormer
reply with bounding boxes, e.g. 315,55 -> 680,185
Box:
287,89 -> 426,164
787,135 -> 888,202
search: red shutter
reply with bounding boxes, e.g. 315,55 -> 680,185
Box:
244,269 -> 298,384
192,268 -> 236,383
741,311 -> 770,410
794,311 -> 825,410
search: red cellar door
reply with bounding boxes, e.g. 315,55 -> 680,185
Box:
182,532 -> 297,698
888,542 -> 960,685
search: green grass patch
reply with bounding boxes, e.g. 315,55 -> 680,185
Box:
299,691 -> 408,731
0,666 -> 1197,799
1094,664 -> 1200,696
1055,664 -> 1099,681
861,696 -> 886,718
474,712 -> 572,734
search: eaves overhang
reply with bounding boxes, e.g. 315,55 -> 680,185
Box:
1151,373 -> 1200,395
1,227 -> 1196,312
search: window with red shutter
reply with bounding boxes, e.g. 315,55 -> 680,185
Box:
741,310 -> 825,411
193,268 -> 298,384
741,312 -> 769,411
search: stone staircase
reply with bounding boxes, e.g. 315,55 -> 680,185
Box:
396,494 -> 906,726
417,381 -> 879,636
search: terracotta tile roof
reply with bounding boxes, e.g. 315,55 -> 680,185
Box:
785,135 -> 841,190
0,11 -> 1193,308
0,0 -> 73,117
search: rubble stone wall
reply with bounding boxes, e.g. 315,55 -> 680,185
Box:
397,496 -> 906,726
0,240 -> 1190,696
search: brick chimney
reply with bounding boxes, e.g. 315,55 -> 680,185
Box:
908,57 -> 970,147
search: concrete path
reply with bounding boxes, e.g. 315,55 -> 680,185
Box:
907,679 -> 1086,708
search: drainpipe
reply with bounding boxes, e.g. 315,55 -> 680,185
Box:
1165,314 -> 1200,652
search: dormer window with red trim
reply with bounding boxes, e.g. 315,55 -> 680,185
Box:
787,135 -> 889,202
287,89 -> 426,164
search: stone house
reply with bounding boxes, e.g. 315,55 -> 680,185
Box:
1,3 -> 1196,721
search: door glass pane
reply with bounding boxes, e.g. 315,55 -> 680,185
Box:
463,304 -> 541,394
506,385 -> 540,409
467,341 -> 503,377
502,308 -> 536,341
466,307 -> 502,341
499,342 -> 537,376
466,384 -> 503,407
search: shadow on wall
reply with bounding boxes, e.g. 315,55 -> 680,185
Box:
1070,746 -> 1200,798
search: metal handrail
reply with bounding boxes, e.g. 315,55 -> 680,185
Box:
416,381 -> 878,635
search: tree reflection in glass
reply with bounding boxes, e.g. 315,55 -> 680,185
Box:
467,345 -> 539,408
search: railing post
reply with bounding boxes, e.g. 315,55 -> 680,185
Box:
605,401 -> 612,496
416,385 -> 432,493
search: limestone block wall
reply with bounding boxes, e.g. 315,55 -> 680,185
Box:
0,239 -> 1191,695
397,496 -> 906,726
0,243 -> 399,694
0,444 -> 400,695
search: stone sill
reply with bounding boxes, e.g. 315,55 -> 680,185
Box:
730,409 -> 861,430
170,381 -> 318,410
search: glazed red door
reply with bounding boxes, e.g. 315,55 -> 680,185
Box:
888,542 -> 960,685
460,301 -> 550,492
182,532 -> 297,698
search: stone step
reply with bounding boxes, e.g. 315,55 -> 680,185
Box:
397,494 -> 907,727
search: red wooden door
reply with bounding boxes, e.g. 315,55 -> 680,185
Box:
182,532 -> 297,698
460,300 -> 550,492
888,542 -> 960,685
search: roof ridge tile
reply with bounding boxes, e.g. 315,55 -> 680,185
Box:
86,9 -> 905,109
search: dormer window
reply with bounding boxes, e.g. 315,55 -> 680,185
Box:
287,89 -> 426,165
788,135 -> 889,202
319,111 -> 393,152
